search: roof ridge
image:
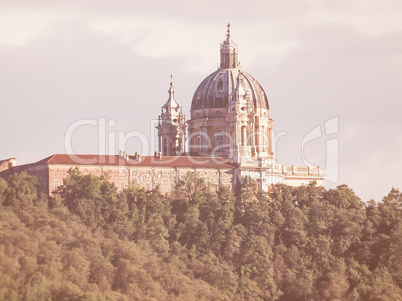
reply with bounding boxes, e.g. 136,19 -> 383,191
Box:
46,154 -> 57,164
34,154 -> 56,165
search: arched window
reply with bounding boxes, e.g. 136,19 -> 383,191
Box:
215,130 -> 224,148
197,134 -> 202,152
266,128 -> 270,152
172,138 -> 178,155
261,126 -> 265,150
241,126 -> 247,146
178,136 -> 182,154
163,137 -> 168,155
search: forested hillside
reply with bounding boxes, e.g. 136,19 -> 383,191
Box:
0,169 -> 401,300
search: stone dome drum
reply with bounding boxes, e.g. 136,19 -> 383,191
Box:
191,68 -> 269,111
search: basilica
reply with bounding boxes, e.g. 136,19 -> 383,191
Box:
0,25 -> 324,195
156,24 -> 324,190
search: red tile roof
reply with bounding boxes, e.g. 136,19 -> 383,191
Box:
42,154 -> 236,169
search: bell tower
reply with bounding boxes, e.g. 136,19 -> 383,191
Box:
157,76 -> 187,156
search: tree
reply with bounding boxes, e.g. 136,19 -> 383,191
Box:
0,177 -> 7,204
3,171 -> 47,210
2,169 -> 402,300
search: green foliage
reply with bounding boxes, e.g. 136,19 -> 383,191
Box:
2,171 -> 47,210
0,178 -> 7,204
1,171 -> 402,300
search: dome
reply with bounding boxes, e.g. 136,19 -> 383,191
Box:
190,24 -> 269,112
190,68 -> 269,111
186,25 -> 274,162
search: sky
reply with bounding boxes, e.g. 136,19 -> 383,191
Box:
1,0 -> 401,202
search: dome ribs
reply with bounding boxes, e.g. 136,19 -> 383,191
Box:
190,69 -> 269,112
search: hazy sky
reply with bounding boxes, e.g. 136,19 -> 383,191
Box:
1,0 -> 401,202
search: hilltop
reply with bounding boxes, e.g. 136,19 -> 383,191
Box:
0,170 -> 401,300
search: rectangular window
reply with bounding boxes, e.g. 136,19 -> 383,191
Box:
54,179 -> 59,190
215,135 -> 224,147
120,182 -> 125,191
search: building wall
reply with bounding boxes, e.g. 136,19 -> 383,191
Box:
1,157 -> 323,196
47,164 -> 234,195
284,177 -> 324,187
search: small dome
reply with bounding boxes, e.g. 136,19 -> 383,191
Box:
190,68 -> 269,111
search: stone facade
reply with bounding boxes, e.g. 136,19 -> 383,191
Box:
0,154 -> 235,195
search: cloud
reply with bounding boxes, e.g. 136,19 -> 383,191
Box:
309,1 -> 402,36
0,8 -> 78,47
89,16 -> 219,74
